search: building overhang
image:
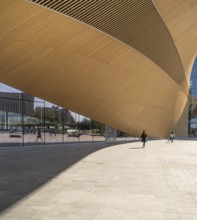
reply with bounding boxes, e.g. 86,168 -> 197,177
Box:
0,0 -> 197,137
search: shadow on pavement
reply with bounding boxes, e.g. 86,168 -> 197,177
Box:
129,147 -> 143,149
0,141 -> 130,213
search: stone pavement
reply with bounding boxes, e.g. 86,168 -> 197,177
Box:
0,140 -> 197,220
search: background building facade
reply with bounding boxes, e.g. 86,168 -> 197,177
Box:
189,58 -> 197,135
0,89 -> 133,146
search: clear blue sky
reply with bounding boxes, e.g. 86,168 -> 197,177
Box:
0,83 -> 21,93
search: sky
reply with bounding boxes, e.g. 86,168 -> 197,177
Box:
0,83 -> 21,93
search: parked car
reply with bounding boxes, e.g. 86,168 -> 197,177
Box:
67,129 -> 80,137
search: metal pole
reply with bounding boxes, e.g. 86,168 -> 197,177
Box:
62,109 -> 64,144
92,120 -> 94,142
78,114 -> 81,143
44,101 -> 46,145
21,93 -> 24,146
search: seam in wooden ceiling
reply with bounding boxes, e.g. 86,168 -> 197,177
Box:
27,0 -> 187,91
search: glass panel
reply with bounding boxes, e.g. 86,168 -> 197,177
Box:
116,131 -> 126,142
0,84 -> 108,145
23,96 -> 44,145
45,106 -> 63,144
190,79 -> 197,85
32,100 -> 45,145
78,117 -> 94,142
0,95 -> 23,147
65,113 -> 80,143
91,120 -> 105,142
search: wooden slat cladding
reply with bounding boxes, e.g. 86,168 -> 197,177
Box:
1,0 -> 196,137
28,0 -> 187,91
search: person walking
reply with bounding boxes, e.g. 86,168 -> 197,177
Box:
36,127 -> 43,142
141,130 -> 147,148
170,131 -> 175,143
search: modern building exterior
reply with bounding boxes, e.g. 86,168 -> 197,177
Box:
189,58 -> 197,134
190,58 -> 197,99
0,91 -> 75,131
0,92 -> 34,130
0,1 -> 197,137
0,92 -> 34,115
0,90 -> 111,146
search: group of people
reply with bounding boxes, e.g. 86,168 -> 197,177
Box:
140,131 -> 175,148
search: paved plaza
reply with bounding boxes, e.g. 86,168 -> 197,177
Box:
1,139 -> 197,220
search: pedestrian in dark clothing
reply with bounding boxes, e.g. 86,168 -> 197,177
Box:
170,131 -> 175,143
141,130 -> 147,148
36,127 -> 43,142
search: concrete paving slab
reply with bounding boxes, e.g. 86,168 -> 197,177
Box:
0,140 -> 197,219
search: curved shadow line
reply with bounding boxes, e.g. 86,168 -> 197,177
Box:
0,141 -> 136,213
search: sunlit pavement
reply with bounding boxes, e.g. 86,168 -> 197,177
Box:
1,139 -> 197,220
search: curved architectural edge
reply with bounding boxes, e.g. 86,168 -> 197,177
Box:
28,0 -> 188,94
0,0 -> 196,137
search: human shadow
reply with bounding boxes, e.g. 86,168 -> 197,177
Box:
129,147 -> 143,149
0,141 -> 124,213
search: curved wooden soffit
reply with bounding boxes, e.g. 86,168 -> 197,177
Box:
0,0 -> 197,137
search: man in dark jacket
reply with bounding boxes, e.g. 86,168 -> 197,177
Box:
141,130 -> 147,148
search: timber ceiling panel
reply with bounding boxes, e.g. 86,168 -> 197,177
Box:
0,0 -> 196,137
28,0 -> 187,92
153,0 -> 197,83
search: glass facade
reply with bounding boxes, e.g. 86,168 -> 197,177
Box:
0,85 -> 133,146
2,56 -> 197,144
189,57 -> 197,136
